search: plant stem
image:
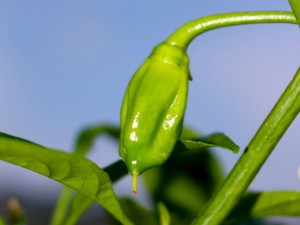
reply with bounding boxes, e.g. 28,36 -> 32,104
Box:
164,11 -> 298,224
50,187 -> 72,225
289,0 -> 300,26
166,11 -> 296,51
192,67 -> 300,225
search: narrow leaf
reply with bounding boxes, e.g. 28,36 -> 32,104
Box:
52,124 -> 121,225
0,132 -> 133,225
227,191 -> 300,222
74,124 -> 119,155
50,188 -> 73,225
64,194 -> 94,225
62,160 -> 128,225
180,127 -> 199,140
143,149 -> 224,224
176,132 -> 239,154
0,218 -> 6,225
108,198 -> 158,225
51,124 -> 120,225
157,202 -> 171,225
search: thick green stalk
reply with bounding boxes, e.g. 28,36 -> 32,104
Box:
166,11 -> 296,50
289,0 -> 300,26
192,67 -> 300,224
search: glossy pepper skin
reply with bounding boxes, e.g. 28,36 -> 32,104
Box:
119,42 -> 190,183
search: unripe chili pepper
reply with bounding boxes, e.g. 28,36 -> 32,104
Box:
119,42 -> 190,193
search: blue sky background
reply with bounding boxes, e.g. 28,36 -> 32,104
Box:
0,0 -> 300,221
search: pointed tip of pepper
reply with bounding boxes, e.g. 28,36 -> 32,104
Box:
132,171 -> 139,194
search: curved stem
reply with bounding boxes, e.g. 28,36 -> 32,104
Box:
166,11 -> 296,50
192,67 -> 300,225
163,11 -> 298,224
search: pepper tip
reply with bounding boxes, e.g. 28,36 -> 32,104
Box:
132,171 -> 139,194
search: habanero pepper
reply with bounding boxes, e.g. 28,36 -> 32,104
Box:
119,42 -> 190,193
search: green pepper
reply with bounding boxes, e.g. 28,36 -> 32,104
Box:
119,42 -> 190,193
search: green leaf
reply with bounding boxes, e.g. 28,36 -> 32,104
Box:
143,149 -> 224,224
108,198 -> 158,225
62,160 -> 128,225
227,191 -> 300,222
0,132 -> 133,225
143,132 -> 236,224
180,126 -> 199,140
104,160 -> 128,183
63,194 -> 94,225
176,132 -> 239,154
51,124 -> 122,225
74,124 -> 120,155
157,202 -> 171,225
0,217 -> 7,225
289,0 -> 300,27
50,187 -> 73,225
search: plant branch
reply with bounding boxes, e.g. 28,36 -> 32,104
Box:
166,11 -> 296,50
289,0 -> 300,26
192,67 -> 300,224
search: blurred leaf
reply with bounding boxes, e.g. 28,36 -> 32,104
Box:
289,0 -> 300,26
52,124 -> 121,225
50,188 -> 73,225
64,194 -> 94,225
180,127 -> 199,140
176,133 -> 239,154
62,160 -> 128,225
0,132 -> 133,225
108,198 -> 158,225
227,191 -> 300,223
224,218 -> 284,225
104,160 -> 128,182
143,131 -> 238,224
74,124 -> 120,155
144,149 -> 224,224
0,218 -> 6,225
157,202 -> 171,225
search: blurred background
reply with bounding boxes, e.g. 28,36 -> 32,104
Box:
0,1 -> 299,224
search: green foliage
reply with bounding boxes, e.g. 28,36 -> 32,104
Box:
73,124 -> 120,155
176,132 -> 240,154
1,121 -> 300,224
57,160 -> 128,225
109,198 -> 159,225
50,188 -> 73,225
51,124 -> 123,225
158,202 -> 171,225
227,191 -> 300,222
0,9 -> 299,225
0,218 -> 6,225
0,132 -> 133,225
138,129 -> 237,224
63,194 -> 93,225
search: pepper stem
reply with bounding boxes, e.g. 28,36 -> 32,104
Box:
166,11 -> 297,51
132,171 -> 139,194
